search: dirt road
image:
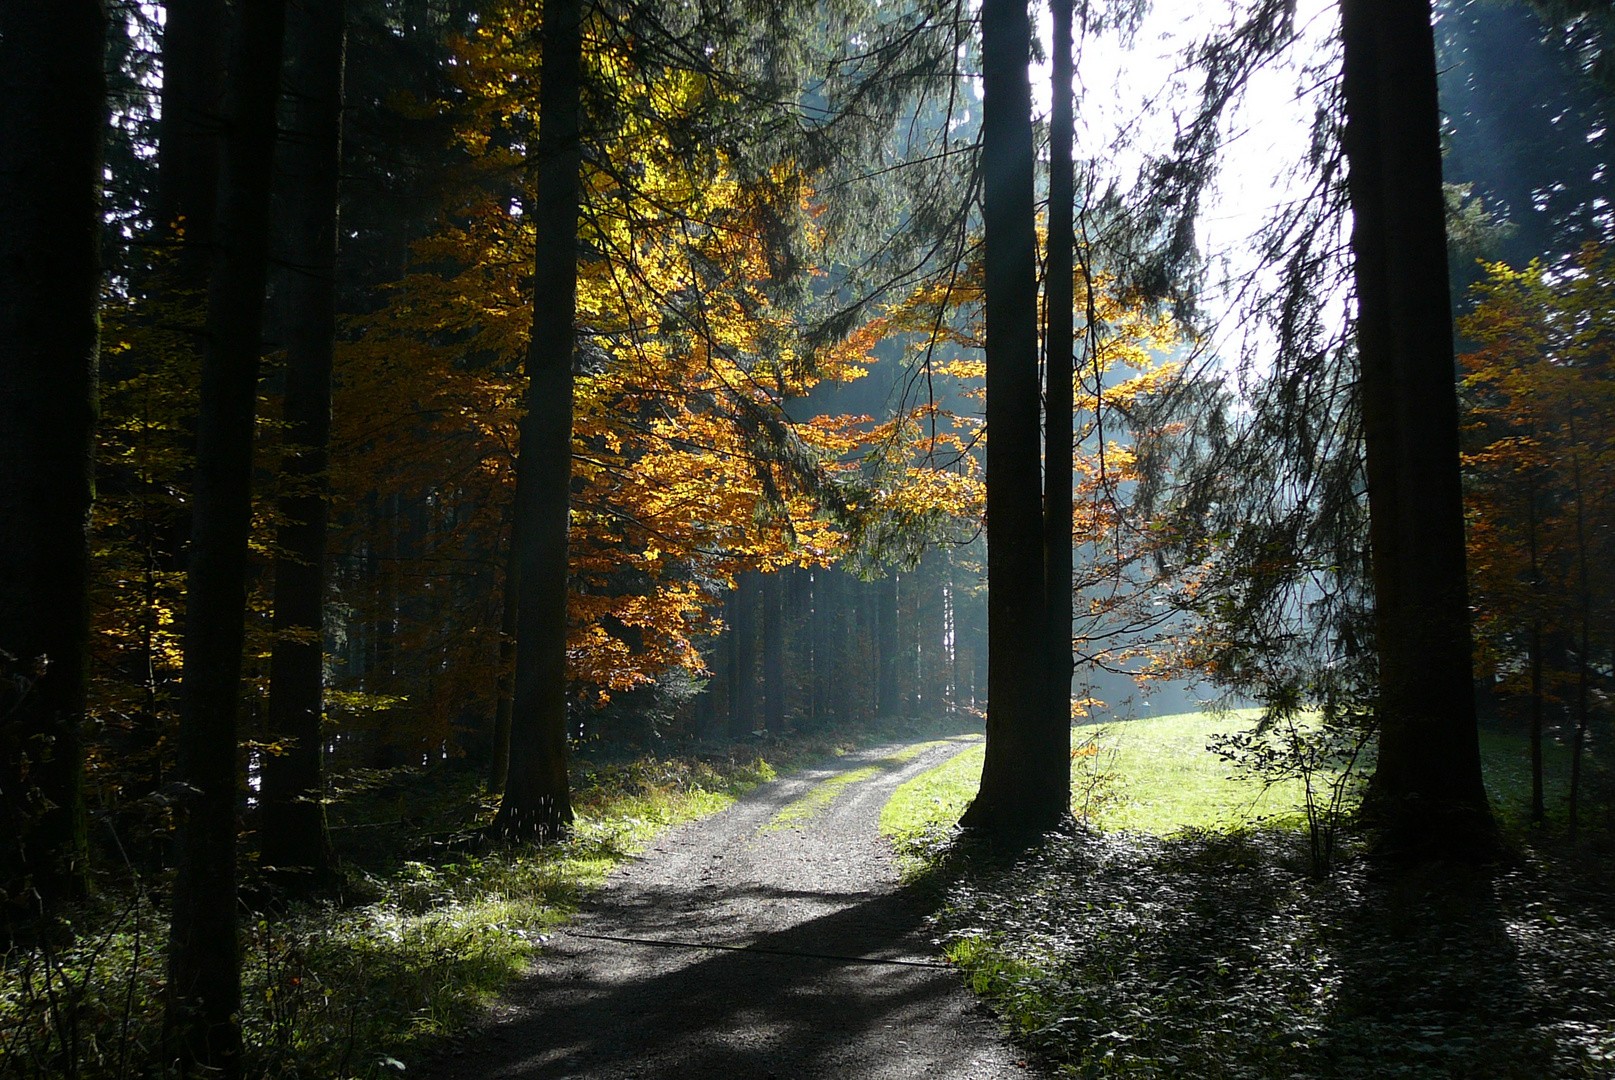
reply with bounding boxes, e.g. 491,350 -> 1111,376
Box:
423,736 -> 1039,1080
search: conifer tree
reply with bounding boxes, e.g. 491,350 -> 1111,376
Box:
492,0 -> 584,840
165,0 -> 287,1070
1044,0 -> 1077,802
1339,0 -> 1495,854
261,0 -> 346,892
0,0 -> 107,922
961,0 -> 1068,836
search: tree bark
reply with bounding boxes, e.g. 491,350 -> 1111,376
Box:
155,0 -> 225,281
491,0 -> 584,842
729,571 -> 758,738
0,0 -> 106,924
1044,0 -> 1076,801
878,571 -> 900,716
260,0 -> 346,893
164,0 -> 287,1072
763,570 -> 784,731
489,514 -> 519,793
1526,472 -> 1544,826
1340,0 -> 1494,855
961,0 -> 1065,836
1567,445 -> 1590,838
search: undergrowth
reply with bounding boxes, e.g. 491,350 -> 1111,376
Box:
1,716 -> 965,1080
929,828 -> 1615,1079
881,713 -> 1615,1079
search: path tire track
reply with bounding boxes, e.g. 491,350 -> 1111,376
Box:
421,736 -> 1042,1080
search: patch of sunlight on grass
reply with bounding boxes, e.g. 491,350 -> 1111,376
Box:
880,711 -> 1567,849
880,739 -> 984,840
765,766 -> 882,830
1099,708 -> 1297,832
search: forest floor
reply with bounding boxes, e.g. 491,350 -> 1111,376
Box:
882,714 -> 1615,1080
417,735 -> 1042,1080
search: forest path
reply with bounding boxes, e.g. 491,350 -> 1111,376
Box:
423,735 -> 1041,1080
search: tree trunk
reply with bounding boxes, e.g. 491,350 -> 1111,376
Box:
1568,445 -> 1590,838
1340,0 -> 1494,855
729,571 -> 758,738
763,570 -> 784,731
490,0 -> 584,842
164,0 -> 287,1073
1044,0 -> 1076,800
260,0 -> 345,893
1526,472 -> 1545,826
0,0 -> 106,924
489,514 -> 519,794
961,0 -> 1065,836
155,0 -> 225,281
878,571 -> 900,716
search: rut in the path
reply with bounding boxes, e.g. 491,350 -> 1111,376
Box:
420,736 -> 1044,1080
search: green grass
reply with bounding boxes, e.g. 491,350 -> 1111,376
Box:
6,723 -> 974,1080
766,739 -> 956,831
878,736 -> 983,855
883,710 -> 1615,1080
882,709 -> 1571,846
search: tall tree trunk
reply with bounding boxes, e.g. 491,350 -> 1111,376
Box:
164,0 -> 287,1073
1044,0 -> 1076,800
155,0 -> 225,281
878,571 -> 900,716
1526,471 -> 1545,826
0,0 -> 106,924
729,571 -> 758,738
260,0 -> 345,893
1568,445 -> 1590,838
1340,0 -> 1493,855
962,0 -> 1064,835
490,0 -> 584,842
489,514 -> 519,793
763,570 -> 784,731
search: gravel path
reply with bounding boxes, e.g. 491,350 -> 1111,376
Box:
423,736 -> 1041,1080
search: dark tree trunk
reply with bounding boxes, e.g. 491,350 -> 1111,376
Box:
1341,0 -> 1494,855
763,570 -> 784,731
490,0 -> 584,842
155,0 -> 225,280
164,0 -> 287,1073
489,515 -> 519,794
811,568 -> 835,724
1526,472 -> 1545,826
260,0 -> 345,893
878,571 -> 900,716
1567,446 -> 1590,838
729,571 -> 758,738
0,0 -> 106,923
1043,0 -> 1076,799
962,0 -> 1065,835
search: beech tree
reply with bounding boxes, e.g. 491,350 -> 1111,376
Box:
0,0 -> 107,923
1339,0 -> 1494,853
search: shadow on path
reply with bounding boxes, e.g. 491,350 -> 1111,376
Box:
421,737 -> 1029,1080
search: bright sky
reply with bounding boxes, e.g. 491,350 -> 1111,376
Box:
1026,0 -> 1347,372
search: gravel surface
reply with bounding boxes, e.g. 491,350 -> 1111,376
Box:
422,737 -> 1042,1080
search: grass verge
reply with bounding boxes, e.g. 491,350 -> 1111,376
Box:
3,716 -> 980,1080
882,711 -> 1615,1079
